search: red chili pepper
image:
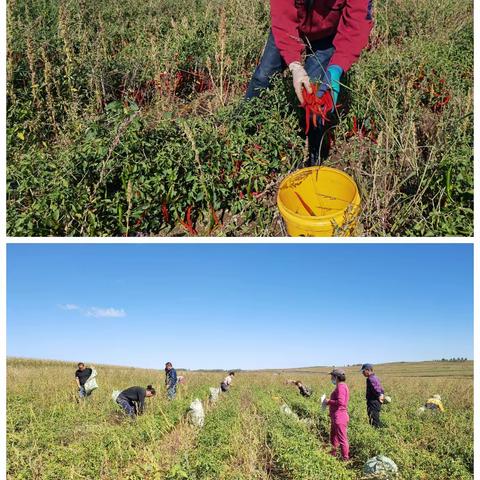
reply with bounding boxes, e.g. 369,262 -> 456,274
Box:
301,85 -> 334,134
161,202 -> 169,223
210,205 -> 221,226
179,206 -> 197,235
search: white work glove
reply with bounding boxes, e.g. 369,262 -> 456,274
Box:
289,61 -> 311,103
321,394 -> 327,409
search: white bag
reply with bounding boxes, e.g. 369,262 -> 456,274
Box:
112,390 -> 121,402
321,394 -> 327,410
209,387 -> 220,403
84,368 -> 98,394
363,455 -> 398,477
280,403 -> 298,419
189,399 -> 205,427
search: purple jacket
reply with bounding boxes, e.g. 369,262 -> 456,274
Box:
328,383 -> 350,424
366,374 -> 384,401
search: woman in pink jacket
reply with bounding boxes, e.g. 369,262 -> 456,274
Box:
323,368 -> 350,460
245,0 -> 373,165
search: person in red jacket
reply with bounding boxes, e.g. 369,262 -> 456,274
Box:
245,0 -> 373,165
322,368 -> 350,460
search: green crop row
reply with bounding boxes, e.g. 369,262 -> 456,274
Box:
7,380 -> 210,479
254,389 -> 355,479
166,389 -> 244,480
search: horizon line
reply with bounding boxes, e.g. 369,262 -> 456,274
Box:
6,355 -> 473,372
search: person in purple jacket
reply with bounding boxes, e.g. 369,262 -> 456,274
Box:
323,368 -> 350,460
361,363 -> 384,428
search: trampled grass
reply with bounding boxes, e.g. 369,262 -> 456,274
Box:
7,0 -> 473,236
7,358 -> 473,479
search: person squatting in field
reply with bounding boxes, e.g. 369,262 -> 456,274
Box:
220,371 -> 235,392
323,368 -> 350,460
116,385 -> 156,417
75,362 -> 93,399
245,0 -> 373,165
294,380 -> 312,397
165,362 -> 177,400
361,363 -> 384,428
424,394 -> 445,412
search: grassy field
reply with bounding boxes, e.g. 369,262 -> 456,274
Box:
7,358 -> 473,479
6,0 -> 473,236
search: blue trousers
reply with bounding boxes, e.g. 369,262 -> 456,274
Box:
78,386 -> 92,398
245,30 -> 335,165
167,385 -> 177,400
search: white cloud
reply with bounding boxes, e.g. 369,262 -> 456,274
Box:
59,304 -> 80,310
86,307 -> 127,318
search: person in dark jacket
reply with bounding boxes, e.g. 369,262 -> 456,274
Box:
295,381 -> 312,397
165,362 -> 177,400
116,385 -> 156,417
245,0 -> 373,165
75,362 -> 93,399
361,363 -> 384,428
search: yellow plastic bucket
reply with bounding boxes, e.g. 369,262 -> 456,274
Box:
277,166 -> 361,237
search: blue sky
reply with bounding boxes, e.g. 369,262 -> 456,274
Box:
7,243 -> 473,370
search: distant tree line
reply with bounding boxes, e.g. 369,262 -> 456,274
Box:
440,357 -> 469,362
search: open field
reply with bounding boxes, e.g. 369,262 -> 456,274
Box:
7,0 -> 473,236
7,358 -> 473,479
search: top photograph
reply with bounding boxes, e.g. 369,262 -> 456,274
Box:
6,0 -> 473,237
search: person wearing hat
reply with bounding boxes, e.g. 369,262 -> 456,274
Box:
425,394 -> 445,412
361,363 -> 384,428
322,368 -> 350,460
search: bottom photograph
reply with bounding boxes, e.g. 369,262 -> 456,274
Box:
6,243 -> 473,480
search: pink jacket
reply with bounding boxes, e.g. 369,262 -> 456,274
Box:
327,382 -> 350,424
270,0 -> 373,71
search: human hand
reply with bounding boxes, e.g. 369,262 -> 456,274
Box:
317,65 -> 343,108
289,61 -> 312,103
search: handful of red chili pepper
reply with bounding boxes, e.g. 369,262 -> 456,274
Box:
301,84 -> 334,134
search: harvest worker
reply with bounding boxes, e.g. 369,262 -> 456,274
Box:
165,362 -> 177,400
424,394 -> 445,412
75,362 -> 93,399
294,380 -> 312,397
116,385 -> 156,417
220,371 -> 235,392
245,0 -> 373,165
361,363 -> 384,428
322,368 -> 350,460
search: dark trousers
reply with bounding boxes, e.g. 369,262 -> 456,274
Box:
245,30 -> 335,165
117,396 -> 135,417
367,399 -> 382,428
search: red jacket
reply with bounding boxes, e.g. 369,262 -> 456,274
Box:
270,0 -> 373,72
